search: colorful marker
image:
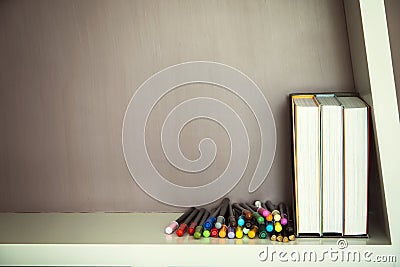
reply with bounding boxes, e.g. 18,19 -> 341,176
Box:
188,208 -> 206,235
258,222 -> 268,239
215,198 -> 230,229
204,206 -> 221,230
194,210 -> 210,239
242,203 -> 265,224
237,213 -> 246,227
210,226 -> 219,237
260,202 -> 273,221
244,218 -> 253,229
274,221 -> 283,233
176,208 -> 198,237
242,226 -> 250,235
254,200 -> 271,218
266,221 -> 274,232
278,202 -> 288,226
247,225 -> 259,239
219,224 -> 228,238
227,226 -> 236,239
266,200 -> 281,222
235,226 -> 244,239
233,203 -> 252,220
165,207 -> 195,234
203,228 -> 211,238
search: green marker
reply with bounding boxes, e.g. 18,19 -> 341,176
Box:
203,229 -> 211,238
193,210 -> 210,239
242,203 -> 265,224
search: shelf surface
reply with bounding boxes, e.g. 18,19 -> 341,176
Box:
0,212 -> 388,245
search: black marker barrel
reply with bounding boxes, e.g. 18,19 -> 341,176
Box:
188,208 -> 206,235
176,208 -> 198,237
243,203 -> 265,224
232,203 -> 252,220
215,198 -> 230,229
258,222 -> 267,239
254,200 -> 271,218
228,203 -> 237,227
204,206 -> 221,230
165,207 -> 195,234
266,200 -> 281,222
285,204 -> 295,241
278,202 -> 288,225
194,210 -> 210,239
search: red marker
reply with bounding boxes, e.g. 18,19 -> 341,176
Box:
176,208 -> 198,237
188,208 -> 206,235
165,207 -> 195,234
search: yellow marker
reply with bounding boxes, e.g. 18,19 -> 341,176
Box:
219,225 -> 227,238
235,226 -> 243,239
248,225 -> 258,239
274,221 -> 283,233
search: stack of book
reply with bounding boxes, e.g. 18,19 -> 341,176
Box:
291,93 -> 369,236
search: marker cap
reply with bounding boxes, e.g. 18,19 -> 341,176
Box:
165,221 -> 179,234
280,215 -> 288,225
235,226 -> 243,239
188,222 -> 197,235
254,212 -> 265,224
272,210 -> 281,222
203,229 -> 211,238
194,225 -> 203,239
176,223 -> 188,237
227,226 -> 235,239
204,217 -> 216,230
237,215 -> 245,227
215,216 -> 225,229
266,222 -> 274,232
243,227 -> 250,235
274,222 -> 283,233
210,227 -> 219,237
228,215 -> 237,227
248,226 -> 258,239
218,225 -> 227,238
259,230 -> 267,239
243,209 -> 252,220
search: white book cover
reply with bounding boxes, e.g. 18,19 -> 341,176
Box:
292,96 -> 321,235
315,95 -> 344,235
337,96 -> 369,236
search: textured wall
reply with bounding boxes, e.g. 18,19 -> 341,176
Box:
0,0 -> 354,212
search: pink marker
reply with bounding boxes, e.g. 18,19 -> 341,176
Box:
165,207 -> 195,234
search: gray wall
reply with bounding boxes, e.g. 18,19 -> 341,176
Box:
0,0 -> 354,212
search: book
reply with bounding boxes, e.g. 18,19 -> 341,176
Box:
315,95 -> 344,235
291,95 -> 321,235
336,96 -> 369,236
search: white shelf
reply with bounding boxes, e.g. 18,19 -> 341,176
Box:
0,213 -> 387,245
0,213 -> 393,266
